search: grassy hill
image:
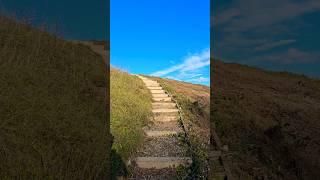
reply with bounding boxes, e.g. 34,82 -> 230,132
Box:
110,68 -> 152,178
110,69 -> 210,178
212,60 -> 320,179
0,16 -> 109,179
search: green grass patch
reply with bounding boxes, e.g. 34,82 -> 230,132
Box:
110,69 -> 152,177
0,16 -> 109,179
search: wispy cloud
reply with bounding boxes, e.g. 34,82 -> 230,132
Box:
212,0 -> 320,68
215,0 -> 320,32
189,77 -> 210,83
151,49 -> 209,76
260,48 -> 320,64
254,39 -> 297,51
150,49 -> 210,85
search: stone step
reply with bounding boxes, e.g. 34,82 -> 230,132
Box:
143,80 -> 157,83
147,84 -> 161,87
144,82 -> 160,86
153,97 -> 172,102
153,112 -> 179,117
212,165 -> 225,172
147,86 -> 163,90
210,172 -> 227,180
144,130 -> 178,137
150,90 -> 165,94
153,109 -> 179,116
154,115 -> 178,122
143,80 -> 158,83
135,157 -> 192,169
153,109 -> 179,113
148,121 -> 181,131
152,102 -> 176,109
152,93 -> 169,98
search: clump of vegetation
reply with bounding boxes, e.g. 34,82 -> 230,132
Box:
0,16 -> 109,179
110,69 -> 152,177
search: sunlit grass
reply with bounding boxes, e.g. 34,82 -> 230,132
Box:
110,69 -> 152,176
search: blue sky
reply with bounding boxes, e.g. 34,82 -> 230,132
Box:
0,0 -> 109,40
212,0 -> 320,78
111,0 -> 210,86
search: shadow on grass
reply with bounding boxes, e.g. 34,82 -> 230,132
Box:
110,135 -> 128,180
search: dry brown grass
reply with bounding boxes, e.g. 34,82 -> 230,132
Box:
0,15 -> 109,179
211,59 -> 320,179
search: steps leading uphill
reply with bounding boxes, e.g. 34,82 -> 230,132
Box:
130,75 -> 192,179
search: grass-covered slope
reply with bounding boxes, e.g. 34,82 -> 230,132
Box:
212,60 -> 320,179
110,68 -> 152,177
0,16 -> 108,179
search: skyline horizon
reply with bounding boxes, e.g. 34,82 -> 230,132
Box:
2,0 -> 319,81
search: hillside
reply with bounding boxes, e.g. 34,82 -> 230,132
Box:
110,68 -> 152,178
0,16 -> 109,179
211,60 -> 320,179
110,69 -> 210,179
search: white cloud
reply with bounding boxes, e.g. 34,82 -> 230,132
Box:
259,48 -> 320,64
212,0 -> 320,66
189,77 -> 210,83
215,0 -> 320,32
150,49 -> 210,85
254,39 -> 297,51
151,49 -> 210,77
150,64 -> 184,77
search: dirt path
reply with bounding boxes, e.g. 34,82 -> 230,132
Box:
129,75 -> 192,179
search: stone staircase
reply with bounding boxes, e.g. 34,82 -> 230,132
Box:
131,75 -> 192,179
209,129 -> 234,180
209,150 -> 227,180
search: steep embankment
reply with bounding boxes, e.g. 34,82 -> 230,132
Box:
110,70 -> 210,179
212,60 -> 320,179
110,68 -> 152,178
0,16 -> 109,179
